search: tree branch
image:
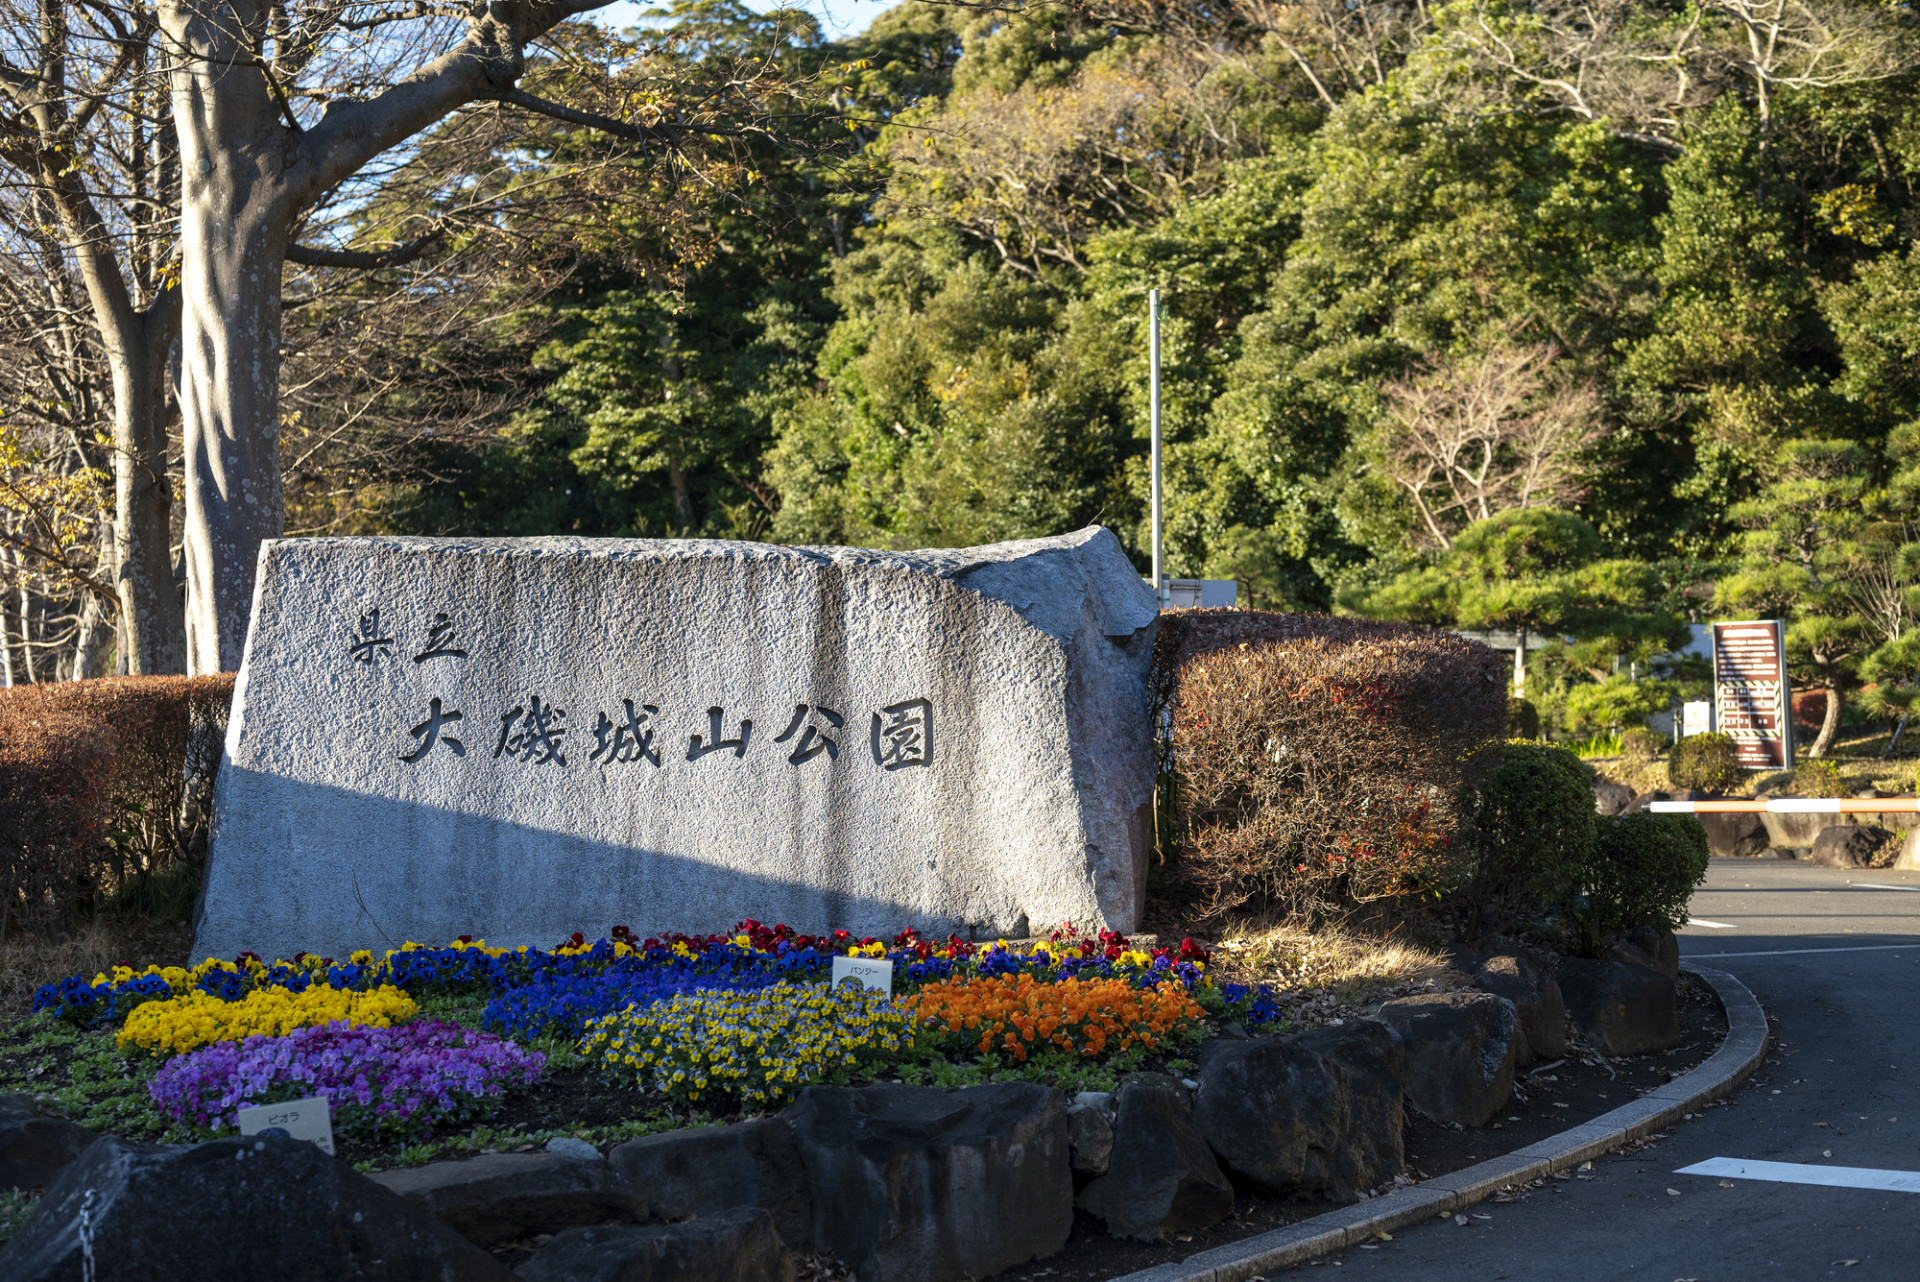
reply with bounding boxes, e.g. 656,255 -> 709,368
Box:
285,229 -> 444,269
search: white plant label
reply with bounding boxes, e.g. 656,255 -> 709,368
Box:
237,1096 -> 336,1156
831,956 -> 894,995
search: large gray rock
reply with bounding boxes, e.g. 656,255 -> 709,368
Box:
1077,1076 -> 1234,1242
1468,955 -> 1567,1065
1697,809 -> 1768,857
608,1119 -> 811,1251
1066,1094 -> 1116,1176
195,528 -> 1158,958
782,1082 -> 1071,1282
515,1207 -> 795,1282
1373,991 -> 1519,1128
1621,925 -> 1680,981
1556,958 -> 1681,1056
1807,825 -> 1898,869
1192,1020 -> 1404,1200
0,1096 -> 95,1191
369,1151 -> 645,1248
0,1135 -> 512,1281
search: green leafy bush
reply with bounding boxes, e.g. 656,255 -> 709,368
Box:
1792,757 -> 1848,798
1573,813 -> 1710,953
1156,610 -> 1509,917
1668,732 -> 1740,793
1458,741 -> 1595,941
1508,697 -> 1541,740
1619,727 -> 1666,762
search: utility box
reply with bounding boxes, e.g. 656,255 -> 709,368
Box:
1154,579 -> 1238,609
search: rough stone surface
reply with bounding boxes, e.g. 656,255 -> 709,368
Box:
515,1207 -> 795,1282
1066,1099 -> 1115,1175
1191,1020 -> 1404,1201
1592,780 -> 1633,816
1556,958 -> 1682,1056
195,528 -> 1158,958
608,1118 -> 811,1251
1076,1077 -> 1234,1242
782,1082 -> 1071,1282
0,1135 -> 512,1281
1697,809 -> 1769,857
1372,992 -> 1519,1128
1468,955 -> 1567,1065
1623,926 -> 1681,981
545,1137 -> 602,1161
1807,825 -> 1899,869
369,1152 -> 644,1248
0,1096 -> 96,1191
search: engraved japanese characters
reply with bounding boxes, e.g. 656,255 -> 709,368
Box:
193,528 -> 1159,960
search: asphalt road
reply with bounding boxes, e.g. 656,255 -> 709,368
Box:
1289,856 -> 1920,1281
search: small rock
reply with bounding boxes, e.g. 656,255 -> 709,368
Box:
1468,956 -> 1567,1065
1071,1091 -> 1115,1115
1192,1020 -> 1403,1201
1066,1103 -> 1115,1176
782,1083 -> 1072,1281
610,1117 -> 811,1253
370,1151 -> 644,1248
1592,780 -> 1634,816
0,1135 -> 511,1281
516,1206 -> 794,1282
1372,992 -> 1519,1128
1807,825 -> 1898,870
1077,1077 -> 1233,1241
1556,958 -> 1681,1056
0,1095 -> 96,1192
545,1137 -> 602,1162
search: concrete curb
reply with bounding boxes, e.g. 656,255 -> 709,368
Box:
1105,967 -> 1769,1282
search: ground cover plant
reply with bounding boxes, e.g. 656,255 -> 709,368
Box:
3,920 -> 1278,1177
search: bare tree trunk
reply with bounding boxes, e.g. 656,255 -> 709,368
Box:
112,324 -> 187,674
0,542 -> 14,687
1513,626 -> 1527,697
17,576 -> 35,684
1809,683 -> 1844,759
70,588 -> 107,680
172,26 -> 293,675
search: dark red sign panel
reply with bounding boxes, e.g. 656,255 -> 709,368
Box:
1712,620 -> 1792,771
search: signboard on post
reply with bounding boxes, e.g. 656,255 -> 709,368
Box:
1682,701 -> 1712,737
1711,621 -> 1793,770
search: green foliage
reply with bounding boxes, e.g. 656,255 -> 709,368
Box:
1459,741 -> 1596,942
1793,758 -> 1850,799
1574,814 -> 1711,952
1508,697 -> 1541,739
1668,733 -> 1741,793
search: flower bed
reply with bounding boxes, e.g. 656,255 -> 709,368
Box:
149,1020 -> 544,1138
118,983 -> 417,1056
905,974 -> 1207,1063
11,919 -> 1289,1165
580,983 -> 910,1109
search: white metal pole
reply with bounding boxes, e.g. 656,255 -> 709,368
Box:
1149,289 -> 1164,603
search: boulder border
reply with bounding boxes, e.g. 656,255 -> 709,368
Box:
1103,967 -> 1767,1282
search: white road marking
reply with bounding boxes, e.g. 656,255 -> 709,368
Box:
1687,918 -> 1738,928
1851,883 -> 1920,894
1681,944 -> 1914,959
1676,1157 -> 1920,1194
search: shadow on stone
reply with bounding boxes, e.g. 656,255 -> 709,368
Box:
515,1206 -> 794,1282
1077,1076 -> 1233,1242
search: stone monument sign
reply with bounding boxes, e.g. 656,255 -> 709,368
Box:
192,527 -> 1159,960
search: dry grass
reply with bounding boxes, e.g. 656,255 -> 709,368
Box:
0,917 -> 192,1018
1207,918 -> 1467,1014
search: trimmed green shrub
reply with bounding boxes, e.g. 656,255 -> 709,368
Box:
1508,697 -> 1541,740
1573,813 -> 1710,953
1619,727 -> 1665,762
1155,610 -> 1509,918
1792,757 -> 1848,798
1668,732 -> 1740,793
1458,740 -> 1595,942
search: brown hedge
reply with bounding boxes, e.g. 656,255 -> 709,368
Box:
0,675 -> 235,937
1154,610 -> 1509,918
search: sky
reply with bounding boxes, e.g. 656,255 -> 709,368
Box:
593,0 -> 908,40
